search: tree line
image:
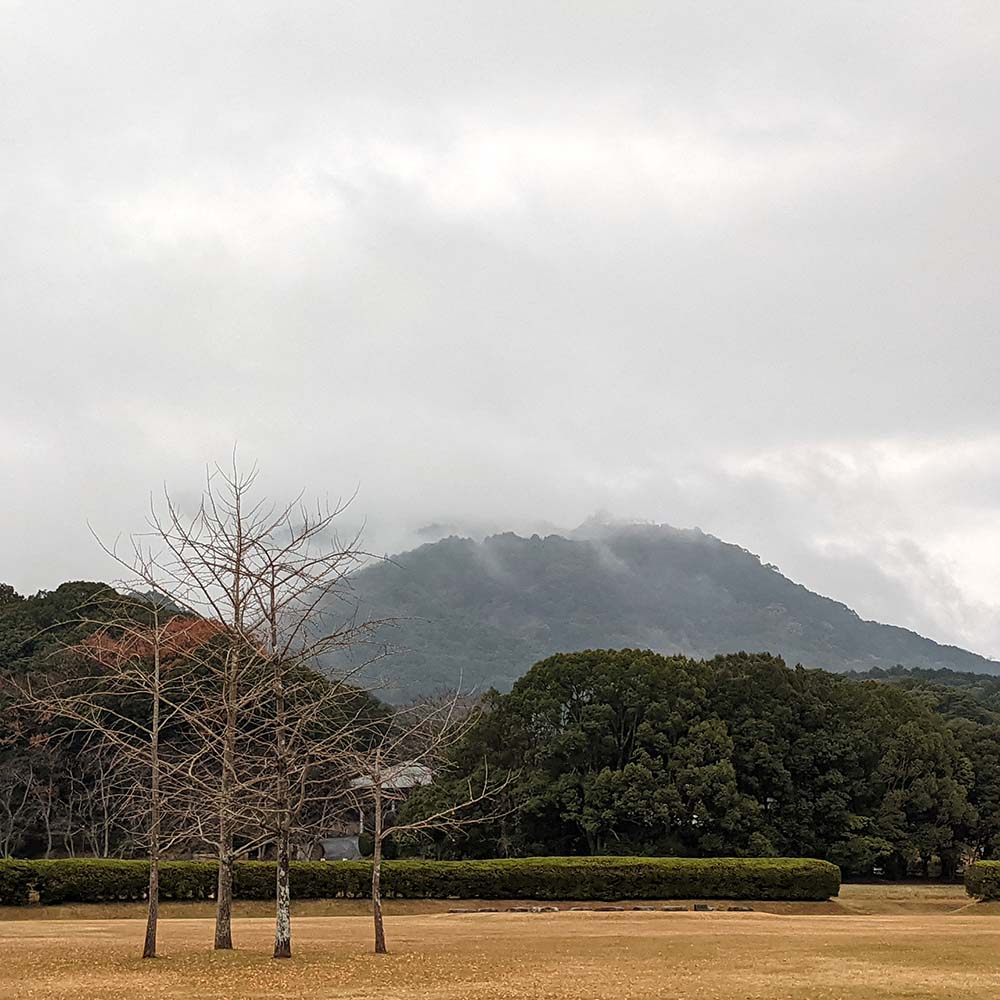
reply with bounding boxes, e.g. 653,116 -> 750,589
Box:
8,607 -> 1000,889
398,649 -> 1000,878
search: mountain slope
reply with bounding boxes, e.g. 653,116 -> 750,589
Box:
349,522 -> 999,699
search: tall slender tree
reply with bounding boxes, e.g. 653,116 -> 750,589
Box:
20,593 -> 213,958
344,696 -> 512,954
111,459 -> 388,955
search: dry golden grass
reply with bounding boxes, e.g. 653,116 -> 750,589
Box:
3,893 -> 1000,1000
0,882 -> 986,922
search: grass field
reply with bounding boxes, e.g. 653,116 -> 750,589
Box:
2,885 -> 998,1000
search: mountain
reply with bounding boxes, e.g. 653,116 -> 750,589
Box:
348,520 -> 1000,699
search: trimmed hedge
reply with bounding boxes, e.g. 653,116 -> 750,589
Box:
0,860 -> 33,906
965,861 -> 1000,900
0,856 -> 840,906
34,859 -> 149,904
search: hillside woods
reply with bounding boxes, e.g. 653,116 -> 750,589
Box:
348,523 -> 998,698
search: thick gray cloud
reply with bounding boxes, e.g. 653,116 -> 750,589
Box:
3,2 -> 999,656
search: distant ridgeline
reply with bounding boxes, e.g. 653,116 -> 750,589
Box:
343,522 -> 999,700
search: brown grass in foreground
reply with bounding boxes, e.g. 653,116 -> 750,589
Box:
0,882 -> 989,923
3,907 -> 1000,1000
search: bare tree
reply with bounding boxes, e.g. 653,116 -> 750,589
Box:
26,746 -> 62,859
344,697 -> 512,954
0,755 -> 37,857
16,459 -> 397,958
236,486 -> 395,957
65,745 -> 140,859
108,459 -> 389,956
19,595 -> 213,958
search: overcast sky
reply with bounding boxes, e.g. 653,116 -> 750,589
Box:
3,2 -> 999,658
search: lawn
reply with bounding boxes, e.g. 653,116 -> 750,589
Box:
2,887 -> 998,1000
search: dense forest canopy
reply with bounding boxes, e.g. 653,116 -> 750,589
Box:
348,523 -> 1000,700
400,650 -> 1000,877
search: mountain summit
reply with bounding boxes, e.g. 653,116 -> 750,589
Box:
350,521 -> 999,699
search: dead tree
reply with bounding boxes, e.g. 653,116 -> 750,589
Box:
344,696 -> 512,954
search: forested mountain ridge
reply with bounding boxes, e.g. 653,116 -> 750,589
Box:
351,522 -> 1000,699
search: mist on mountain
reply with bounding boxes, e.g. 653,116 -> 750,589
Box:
348,518 -> 1000,700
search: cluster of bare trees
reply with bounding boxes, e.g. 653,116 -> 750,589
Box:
0,743 -> 140,859
14,462 -> 508,960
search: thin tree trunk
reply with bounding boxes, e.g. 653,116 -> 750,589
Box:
215,838 -> 234,950
273,828 -> 291,958
214,776 -> 235,949
42,790 -> 53,859
144,855 -> 159,959
372,785 -> 386,954
214,516 -> 246,952
143,639 -> 162,960
272,626 -> 292,960
100,763 -> 113,858
63,795 -> 74,856
215,647 -> 238,951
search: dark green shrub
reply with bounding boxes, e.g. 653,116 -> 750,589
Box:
276,856 -> 839,901
0,856 -> 839,904
0,859 -> 35,905
965,861 -> 1000,899
32,859 -> 149,904
160,861 -> 216,900
290,861 -> 368,899
376,857 -> 839,901
233,861 -> 277,900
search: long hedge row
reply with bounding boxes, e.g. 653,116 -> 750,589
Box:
965,862 -> 1000,899
0,856 -> 839,906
